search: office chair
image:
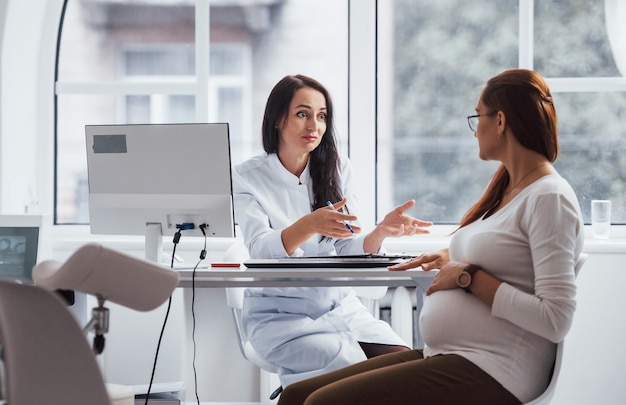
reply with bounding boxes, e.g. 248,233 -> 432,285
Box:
225,286 -> 282,401
223,241 -> 282,401
523,252 -> 588,405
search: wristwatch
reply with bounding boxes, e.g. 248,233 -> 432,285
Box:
456,264 -> 480,293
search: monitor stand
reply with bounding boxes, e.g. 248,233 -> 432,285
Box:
145,223 -> 163,264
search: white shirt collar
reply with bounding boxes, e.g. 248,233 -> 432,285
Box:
268,153 -> 311,186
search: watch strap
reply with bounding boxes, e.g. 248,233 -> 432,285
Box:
461,264 -> 480,293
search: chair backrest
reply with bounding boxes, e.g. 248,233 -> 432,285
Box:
225,286 -> 279,372
523,252 -> 588,405
574,252 -> 588,277
222,241 -> 279,373
0,280 -> 111,405
524,340 -> 565,405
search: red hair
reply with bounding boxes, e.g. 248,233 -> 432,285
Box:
458,69 -> 558,229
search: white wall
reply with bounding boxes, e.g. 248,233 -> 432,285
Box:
551,249 -> 626,404
1,0 -> 58,215
0,0 -> 6,138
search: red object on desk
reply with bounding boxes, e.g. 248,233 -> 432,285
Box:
211,263 -> 241,268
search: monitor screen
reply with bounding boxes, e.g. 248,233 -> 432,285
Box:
85,123 -> 235,262
0,215 -> 51,282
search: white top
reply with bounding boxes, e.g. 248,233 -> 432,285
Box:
233,153 -> 367,258
420,175 -> 584,402
232,153 -> 408,386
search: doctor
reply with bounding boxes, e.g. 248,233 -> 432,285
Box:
232,74 -> 431,388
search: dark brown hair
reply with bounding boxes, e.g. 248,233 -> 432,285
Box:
459,69 -> 558,228
262,74 -> 342,210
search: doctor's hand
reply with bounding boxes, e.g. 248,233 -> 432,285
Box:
282,198 -> 360,255
363,200 -> 432,254
309,197 -> 362,239
376,200 -> 432,238
388,248 -> 449,271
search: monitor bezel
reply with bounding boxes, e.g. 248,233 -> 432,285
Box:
0,214 -> 51,282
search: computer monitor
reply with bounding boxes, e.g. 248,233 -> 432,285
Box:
85,123 -> 235,263
0,214 -> 51,282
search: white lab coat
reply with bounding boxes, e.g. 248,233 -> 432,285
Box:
232,153 -> 408,387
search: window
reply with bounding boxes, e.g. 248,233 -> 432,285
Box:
379,0 -> 626,224
55,0 -> 626,228
55,0 -> 349,224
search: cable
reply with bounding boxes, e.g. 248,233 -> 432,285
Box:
199,223 -> 208,260
171,228 -> 182,269
144,226 -> 185,405
144,296 -> 172,405
190,223 -> 208,404
190,261 -> 200,404
144,223 -> 205,404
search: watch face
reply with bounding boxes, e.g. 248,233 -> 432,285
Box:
457,271 -> 471,288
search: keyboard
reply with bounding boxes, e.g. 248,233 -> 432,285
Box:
243,254 -> 413,268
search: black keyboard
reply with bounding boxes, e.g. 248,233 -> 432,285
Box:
243,254 -> 413,268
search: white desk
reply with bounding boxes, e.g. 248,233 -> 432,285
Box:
175,267 -> 435,403
176,266 -> 435,347
176,267 -> 434,288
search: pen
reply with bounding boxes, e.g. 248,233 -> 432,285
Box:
326,200 -> 354,233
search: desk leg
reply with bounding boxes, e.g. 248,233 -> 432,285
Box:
413,279 -> 430,349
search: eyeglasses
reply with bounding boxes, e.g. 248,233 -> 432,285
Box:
466,111 -> 497,132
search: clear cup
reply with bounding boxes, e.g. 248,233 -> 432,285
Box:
591,200 -> 611,239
